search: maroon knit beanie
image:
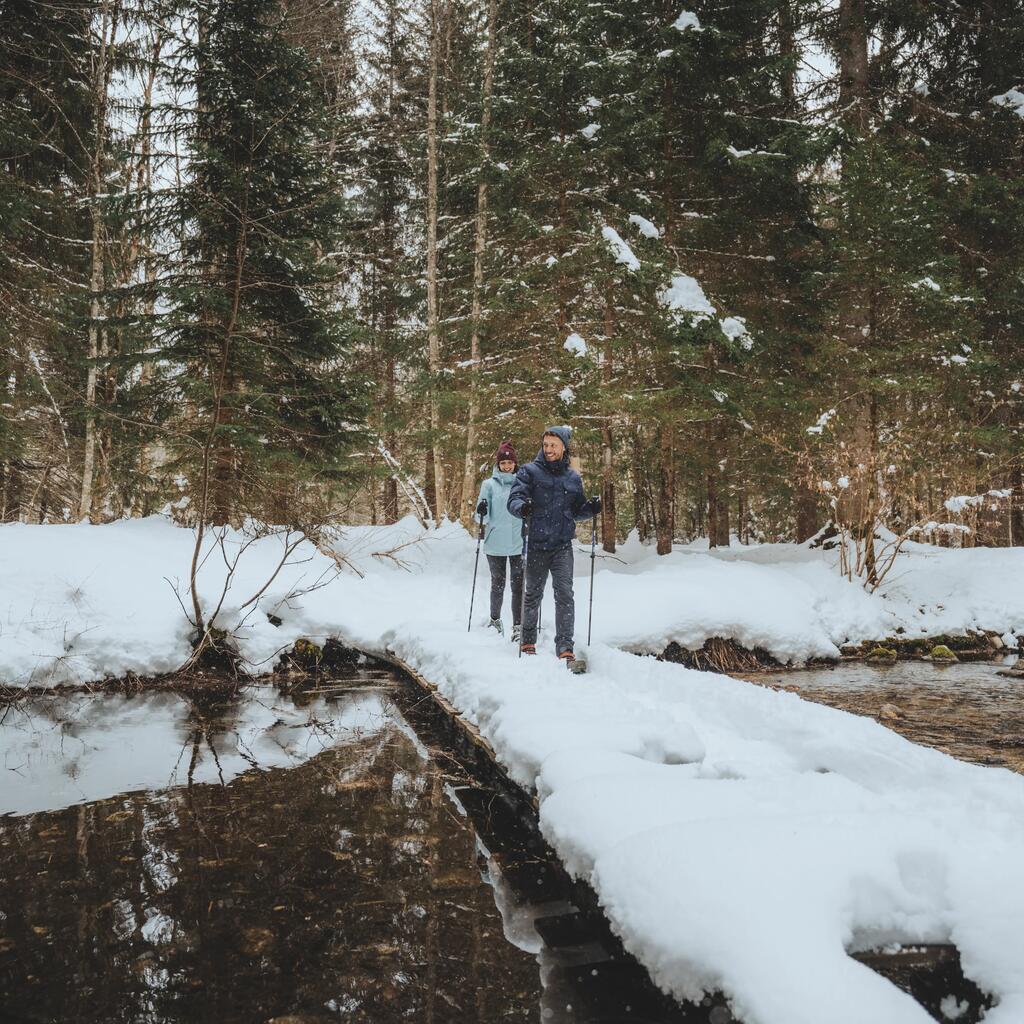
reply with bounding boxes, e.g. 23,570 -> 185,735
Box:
496,441 -> 518,468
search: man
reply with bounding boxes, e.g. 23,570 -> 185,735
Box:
507,425 -> 601,663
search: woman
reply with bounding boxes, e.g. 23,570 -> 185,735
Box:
475,441 -> 524,641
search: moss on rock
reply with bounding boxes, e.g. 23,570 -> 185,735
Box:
865,646 -> 898,663
288,638 -> 324,671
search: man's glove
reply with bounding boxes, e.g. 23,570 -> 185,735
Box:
476,499 -> 488,516
589,495 -> 602,515
519,499 -> 533,518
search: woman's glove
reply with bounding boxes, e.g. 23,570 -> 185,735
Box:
476,499 -> 488,516
589,495 -> 602,515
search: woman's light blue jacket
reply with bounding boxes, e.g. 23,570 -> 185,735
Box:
476,468 -> 524,556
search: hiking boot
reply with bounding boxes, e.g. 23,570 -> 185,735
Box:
488,617 -> 504,636
511,624 -> 521,644
558,650 -> 576,667
520,643 -> 537,655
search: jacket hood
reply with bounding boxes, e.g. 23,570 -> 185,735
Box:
491,466 -> 516,484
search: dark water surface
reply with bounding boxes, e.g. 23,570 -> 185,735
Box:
758,658 -> 1024,773
0,671 -> 570,1024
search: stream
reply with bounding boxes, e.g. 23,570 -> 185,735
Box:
0,666 -> 678,1024
2,656 -> 1013,1023
755,657 -> 1024,773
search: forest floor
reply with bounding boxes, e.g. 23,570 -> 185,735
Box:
2,515 -> 1024,1023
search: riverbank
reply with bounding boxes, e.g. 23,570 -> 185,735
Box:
1,515 -> 1020,688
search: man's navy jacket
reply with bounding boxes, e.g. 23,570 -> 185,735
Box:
507,425 -> 599,551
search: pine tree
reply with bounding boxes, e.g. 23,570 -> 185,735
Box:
355,0 -> 427,522
889,1 -> 1024,541
155,0 -> 365,529
0,0 -> 95,522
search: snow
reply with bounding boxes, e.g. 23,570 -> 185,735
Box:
5,515 -> 1020,689
580,122 -> 601,140
726,145 -> 763,159
945,495 -> 984,514
940,995 -> 970,1020
3,516 -> 1024,1023
628,213 -> 661,238
658,272 -> 716,322
563,331 -> 588,357
673,10 -> 702,33
991,88 -> 1024,117
719,315 -> 752,348
912,276 -> 942,292
601,225 -> 640,271
558,385 -> 576,405
807,407 -> 837,435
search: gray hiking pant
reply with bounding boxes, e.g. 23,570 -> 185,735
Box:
487,554 -> 523,624
521,542 -> 574,654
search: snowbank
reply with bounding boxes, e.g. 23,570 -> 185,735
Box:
5,516 -> 1019,686
2,515 -> 1024,1022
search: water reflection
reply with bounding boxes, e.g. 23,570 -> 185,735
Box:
0,679 -> 547,1023
0,684 -> 403,817
764,660 -> 1024,773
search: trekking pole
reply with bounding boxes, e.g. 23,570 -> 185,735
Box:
518,514 -> 530,657
467,517 -> 485,632
587,511 -> 597,645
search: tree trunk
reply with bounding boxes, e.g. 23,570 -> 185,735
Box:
794,480 -> 820,542
126,27 -> 163,516
379,2 -> 401,525
425,0 -> 447,519
837,0 -> 869,137
190,217 -> 248,632
208,366 -> 237,527
459,0 -> 497,527
631,425 -> 649,542
713,427 -> 730,547
79,0 -> 114,521
778,0 -> 796,111
600,286 -> 616,551
1011,466 -> 1024,547
382,379 -> 399,522
655,424 -> 674,555
601,424 -> 616,552
834,0 -> 876,553
424,448 -> 437,521
2,360 -> 24,521
715,484 -> 730,547
706,465 -> 719,548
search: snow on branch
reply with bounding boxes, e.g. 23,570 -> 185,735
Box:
602,225 -> 640,271
991,88 -> 1024,116
673,10 -> 702,32
564,332 -> 589,357
629,213 -> 661,238
658,272 -> 716,322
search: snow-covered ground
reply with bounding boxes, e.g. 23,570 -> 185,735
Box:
2,514 -> 1024,1023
